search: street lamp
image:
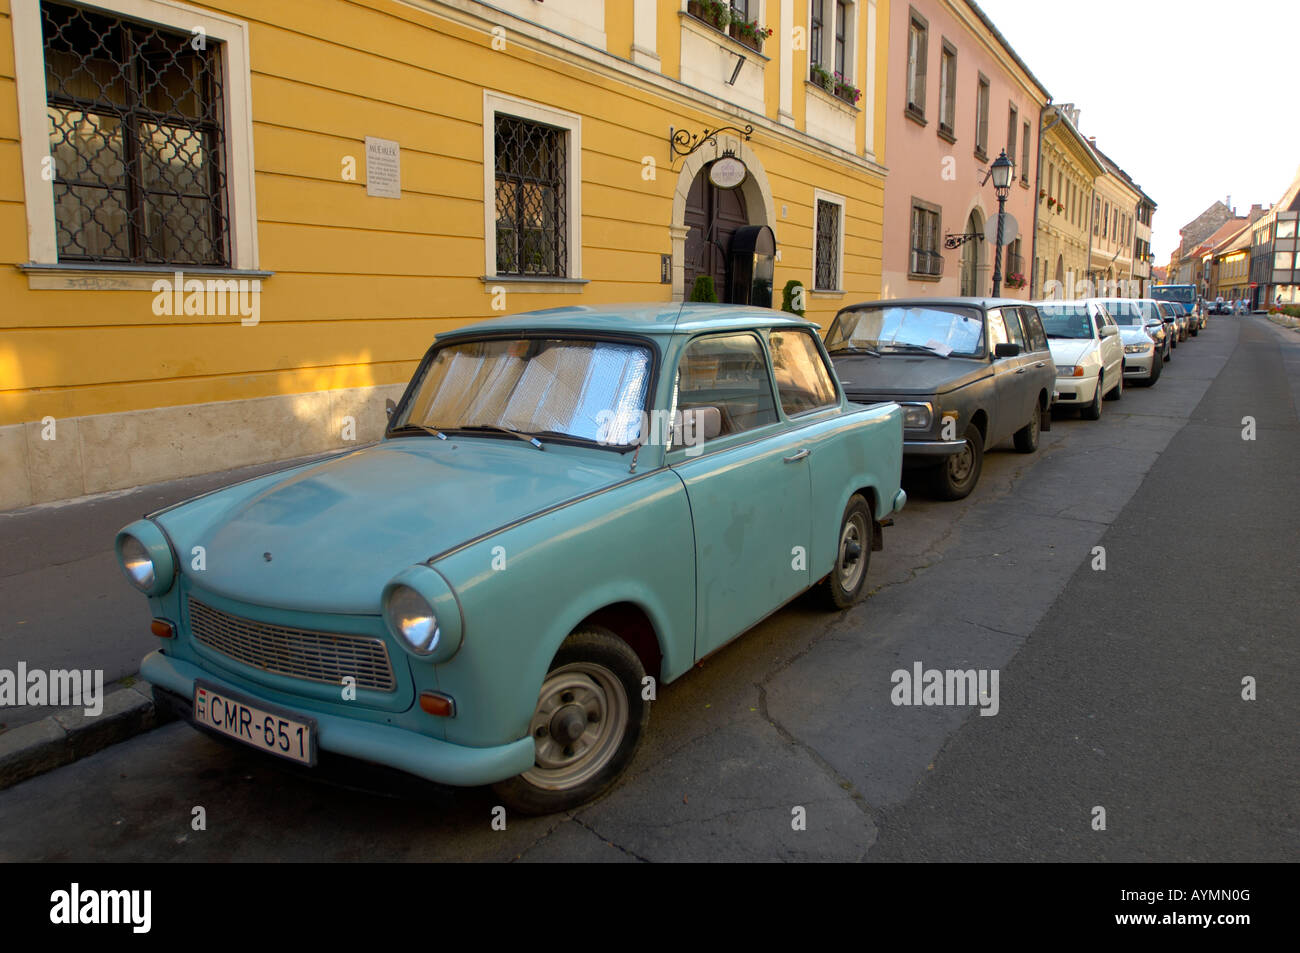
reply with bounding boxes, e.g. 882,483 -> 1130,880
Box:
988,149 -> 1014,296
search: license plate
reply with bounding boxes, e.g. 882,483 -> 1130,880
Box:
193,681 -> 317,766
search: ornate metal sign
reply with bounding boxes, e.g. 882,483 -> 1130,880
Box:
943,232 -> 984,250
669,123 -> 754,161
708,155 -> 747,189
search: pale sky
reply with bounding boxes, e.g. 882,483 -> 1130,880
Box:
976,0 -> 1300,262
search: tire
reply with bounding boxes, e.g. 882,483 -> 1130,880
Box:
930,423 -> 984,500
820,494 -> 873,610
1080,375 -> 1103,420
492,627 -> 648,815
1145,355 -> 1161,386
1013,400 -> 1041,453
1106,370 -> 1123,401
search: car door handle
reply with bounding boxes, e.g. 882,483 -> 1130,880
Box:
783,449 -> 810,463
1033,361 -> 1046,367
1015,367 -> 1028,374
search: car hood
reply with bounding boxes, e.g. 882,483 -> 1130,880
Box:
1047,339 -> 1098,366
1119,327 -> 1154,345
154,439 -> 627,614
830,353 -> 989,397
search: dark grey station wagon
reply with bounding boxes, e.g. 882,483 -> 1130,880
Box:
824,298 -> 1056,500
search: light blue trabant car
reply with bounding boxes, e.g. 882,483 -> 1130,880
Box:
117,304 -> 906,813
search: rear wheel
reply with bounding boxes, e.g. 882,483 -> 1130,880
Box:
931,423 -> 983,500
1013,400 -> 1041,453
821,494 -> 873,610
492,628 -> 648,815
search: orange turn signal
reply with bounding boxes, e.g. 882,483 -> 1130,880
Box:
419,691 -> 456,717
150,618 -> 176,638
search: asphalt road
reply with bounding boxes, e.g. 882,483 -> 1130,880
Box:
0,316 -> 1295,861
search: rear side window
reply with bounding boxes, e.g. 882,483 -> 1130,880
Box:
1002,308 -> 1027,348
676,333 -> 778,436
1019,307 -> 1049,351
769,330 -> 838,416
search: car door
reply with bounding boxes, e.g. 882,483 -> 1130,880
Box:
1016,305 -> 1054,409
1094,307 -> 1123,381
669,331 -> 813,659
987,307 -> 1030,440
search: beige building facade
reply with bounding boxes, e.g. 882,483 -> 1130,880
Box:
1033,104 -> 1102,299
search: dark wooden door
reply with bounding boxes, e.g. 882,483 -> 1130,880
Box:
684,165 -> 749,302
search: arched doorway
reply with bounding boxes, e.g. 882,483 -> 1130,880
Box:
684,163 -> 749,302
670,137 -> 775,301
960,209 -> 984,296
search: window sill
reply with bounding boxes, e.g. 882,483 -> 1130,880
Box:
18,262 -> 272,291
810,289 -> 845,298
480,275 -> 589,294
678,11 -> 771,62
907,272 -> 943,283
937,126 -> 956,144
904,105 -> 927,127
806,81 -> 861,113
974,147 -> 988,163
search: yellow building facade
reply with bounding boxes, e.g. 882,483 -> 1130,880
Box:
1088,148 -> 1141,294
1033,104 -> 1100,299
1,0 -> 892,509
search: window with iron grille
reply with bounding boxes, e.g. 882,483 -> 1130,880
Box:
41,1 -> 229,265
909,201 -> 942,277
814,197 -> 841,291
1005,238 -> 1023,279
938,42 -> 956,138
494,114 -> 568,277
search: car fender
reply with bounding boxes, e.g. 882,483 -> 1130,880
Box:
426,468 -> 695,748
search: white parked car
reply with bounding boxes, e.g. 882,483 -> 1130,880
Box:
1034,299 -> 1125,419
1098,301 -> 1162,385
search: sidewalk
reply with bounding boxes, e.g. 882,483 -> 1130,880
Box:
0,449 -> 343,733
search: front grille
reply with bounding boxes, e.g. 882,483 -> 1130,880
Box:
188,598 -> 396,692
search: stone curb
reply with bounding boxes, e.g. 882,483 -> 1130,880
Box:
0,680 -> 175,790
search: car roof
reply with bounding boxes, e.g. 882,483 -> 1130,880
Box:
437,302 -> 819,338
836,296 -> 1030,313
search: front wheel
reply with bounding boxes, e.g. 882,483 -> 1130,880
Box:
930,423 -> 984,500
1081,375 -> 1104,420
1106,371 -> 1124,401
492,628 -> 648,815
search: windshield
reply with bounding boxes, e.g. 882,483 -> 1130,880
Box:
1037,303 -> 1095,339
1107,300 -> 1161,325
1151,285 -> 1195,306
395,337 -> 652,445
825,305 -> 984,356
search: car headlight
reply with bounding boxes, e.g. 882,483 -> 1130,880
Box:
382,565 -> 464,662
114,520 -> 177,596
1124,343 -> 1152,354
385,585 -> 440,655
899,402 -> 934,431
1056,365 -> 1085,378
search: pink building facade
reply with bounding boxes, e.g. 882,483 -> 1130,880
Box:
881,1 -> 1050,299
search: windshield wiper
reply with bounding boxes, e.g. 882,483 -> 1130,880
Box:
831,344 -> 881,357
389,423 -> 447,440
456,424 -> 546,450
879,343 -> 950,358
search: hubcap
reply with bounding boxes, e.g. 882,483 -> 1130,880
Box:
523,663 -> 628,790
948,441 -> 974,483
837,513 -> 868,592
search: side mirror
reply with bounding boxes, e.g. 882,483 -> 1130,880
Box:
994,343 -> 1020,358
385,398 -> 397,419
1100,324 -> 1117,337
